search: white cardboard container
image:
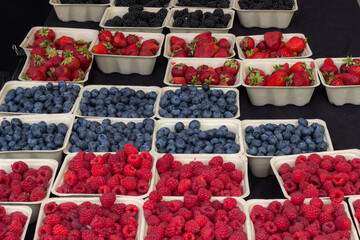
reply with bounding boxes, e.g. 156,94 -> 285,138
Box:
0,115 -> 74,162
156,86 -> 240,119
151,153 -> 250,199
163,32 -> 236,59
234,0 -> 298,29
140,197 -> 249,240
241,119 -> 334,178
0,81 -> 83,116
240,58 -> 319,106
92,31 -> 165,75
63,117 -> 155,154
236,33 -> 312,60
1,205 -> 32,240
73,85 -> 161,118
34,197 -> 144,240
315,57 -> 360,106
52,151 -> 156,199
270,149 -> 360,200
0,159 -> 58,223
246,198 -> 359,240
20,26 -> 98,55
153,118 -> 244,154
163,58 -> 242,88
166,7 -> 235,33
49,0 -> 112,22
348,196 -> 360,238
100,7 -> 171,33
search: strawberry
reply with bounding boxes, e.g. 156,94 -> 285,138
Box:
256,40 -> 268,51
217,38 -> 231,49
288,71 -> 311,86
244,68 -> 266,86
273,63 -> 290,75
219,82 -> 229,86
92,43 -> 109,54
194,41 -> 219,58
215,67 -> 223,75
62,44 -> 77,53
197,65 -> 209,72
185,67 -> 199,84
337,73 -> 360,85
277,47 -> 294,57
223,59 -> 240,75
266,71 -> 287,86
73,47 -> 92,70
72,68 -> 85,81
249,52 -> 267,59
30,55 -> 46,67
199,70 -> 220,85
55,66 -> 72,79
99,30 -> 112,42
219,71 -> 236,85
171,64 -> 188,77
57,76 -> 71,81
141,40 -> 159,55
32,37 -> 52,48
172,49 -> 187,57
112,32 -> 127,48
349,65 -> 360,76
340,57 -> 355,73
45,56 -> 62,69
240,36 -> 255,51
45,46 -> 58,59
24,67 -> 46,80
170,36 -> 186,49
194,32 -> 213,42
264,31 -> 282,51
289,62 -> 307,74
126,34 -> 139,45
320,58 -> 338,76
139,47 -> 154,56
55,36 -> 75,50
35,27 -> 56,41
213,48 -> 230,58
31,47 -> 46,57
125,43 -> 140,55
326,75 -> 344,86
170,77 -> 186,84
61,56 -> 80,72
75,40 -> 89,49
285,37 -> 306,53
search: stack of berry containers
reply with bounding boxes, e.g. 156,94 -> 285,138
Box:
0,205 -> 32,239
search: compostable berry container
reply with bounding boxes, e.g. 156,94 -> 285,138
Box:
315,57 -> 360,106
49,0 -> 112,22
235,33 -> 312,60
240,58 -> 319,106
99,7 -> 171,33
233,0 -> 298,28
163,32 -> 236,59
0,81 -> 83,116
241,119 -> 333,178
0,159 -> 58,223
73,85 -> 161,119
92,31 -> 165,75
169,0 -> 235,9
166,7 -> 235,33
33,197 -> 144,240
0,115 -> 74,162
348,196 -> 360,238
270,149 -> 360,200
163,58 -> 242,88
1,205 -> 32,239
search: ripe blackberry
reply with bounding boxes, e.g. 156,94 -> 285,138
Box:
206,1 -> 217,7
173,18 -> 183,27
156,8 -> 168,19
213,8 -> 224,18
129,5 -> 144,12
189,19 -> 200,28
203,19 -> 215,28
140,11 -> 153,20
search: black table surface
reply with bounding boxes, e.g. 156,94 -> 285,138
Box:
12,0 -> 360,238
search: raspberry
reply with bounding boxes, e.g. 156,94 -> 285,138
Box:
11,161 -> 28,174
229,170 -> 243,183
209,156 -> 224,167
215,222 -> 231,239
136,168 -> 152,181
295,155 -> 307,165
52,224 -> 69,235
334,215 -> 351,230
329,188 -> 344,203
308,153 -> 321,164
182,232 -> 195,240
38,224 -> 52,235
122,224 -> 137,238
197,188 -> 211,202
37,165 -> 53,179
278,163 -> 291,175
283,206 -> 297,221
342,183 -> 356,195
302,204 -> 321,222
90,155 -> 105,166
184,219 -> 200,233
158,187 -> 171,196
168,200 -> 183,212
263,221 -> 277,234
290,192 -> 304,205
200,226 -> 215,239
166,177 -> 179,192
79,208 -> 96,225
156,154 -> 174,174
184,195 -> 198,209
222,162 -> 235,172
64,170 -> 78,186
255,227 -> 268,240
68,159 -> 84,172
124,143 -> 138,155
292,169 -> 305,183
200,205 -> 216,220
121,176 -> 137,190
137,179 -> 149,194
303,184 -> 319,198
351,158 -> 360,169
141,158 -> 153,170
180,166 -> 193,179
21,176 -> 37,193
30,187 -> 47,201
268,201 -> 282,215
223,197 -> 237,211
273,215 -> 290,232
143,200 -> 156,211
335,162 -> 352,173
283,180 -> 297,193
100,193 -> 116,208
178,179 -> 192,193
149,190 -> 162,202
128,154 -> 141,168
90,215 -> 105,229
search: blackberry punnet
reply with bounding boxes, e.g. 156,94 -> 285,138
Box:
115,0 -> 170,7
60,0 -> 109,3
239,0 -> 294,10
176,0 -> 230,8
172,8 -> 231,28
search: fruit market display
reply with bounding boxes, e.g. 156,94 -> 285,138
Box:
159,84 -> 238,118
156,120 -> 240,153
155,154 -> 245,197
175,0 -> 230,8
170,32 -> 232,58
59,0 -> 109,3
245,118 -> 328,156
238,0 -> 294,9
172,8 -> 232,28
104,7 -> 168,27
91,30 -> 161,56
0,206 -> 28,238
244,61 -> 314,86
143,193 -> 247,239
170,59 -> 239,86
319,57 -> 360,86
114,0 -> 170,7
56,144 -> 153,196
68,118 -> 154,152
240,31 -> 306,58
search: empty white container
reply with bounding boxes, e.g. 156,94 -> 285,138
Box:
241,119 -> 334,178
315,57 -> 360,106
169,0 -> 235,9
1,205 -> 32,240
234,0 -> 298,29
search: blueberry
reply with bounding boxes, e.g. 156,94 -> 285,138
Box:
292,148 -> 301,154
298,118 -> 308,127
247,146 -> 258,155
290,134 -> 300,144
282,146 -> 292,155
275,150 -> 285,156
166,144 -> 176,153
257,146 -> 267,155
285,124 -> 295,133
297,141 -> 307,150
189,120 -> 200,129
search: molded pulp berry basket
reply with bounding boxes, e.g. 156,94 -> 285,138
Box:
49,0 -> 113,22
52,151 -> 157,199
92,31 -> 165,75
155,86 -> 241,119
235,33 -> 312,60
348,196 -> 360,238
163,58 -> 242,88
166,7 -> 235,33
240,58 -> 319,106
270,149 -> 360,200
241,119 -> 334,178
73,85 -> 161,118
0,81 -> 83,116
0,159 -> 58,223
169,0 -> 235,9
315,57 -> 360,106
153,118 -> 244,154
0,115 -> 74,162
33,197 -> 144,240
63,117 -> 156,154
1,205 -> 32,239
233,0 -> 298,29
163,32 -> 236,59
20,26 -> 98,55
140,197 -> 250,240
246,199 -> 359,240
150,153 -> 250,199
99,7 -> 171,33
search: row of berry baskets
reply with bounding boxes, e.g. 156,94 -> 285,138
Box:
49,0 -> 298,29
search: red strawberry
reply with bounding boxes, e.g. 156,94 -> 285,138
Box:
289,62 -> 307,74
46,56 -> 62,69
288,71 -> 311,86
213,48 -> 230,58
126,34 -> 139,45
194,32 -> 213,42
185,67 -> 200,84
197,65 -> 209,72
337,73 -> 360,85
72,68 -> 85,81
326,75 -> 344,86
249,52 -> 267,59
219,82 -> 228,86
31,47 -> 46,57
320,58 -> 339,76
199,70 -> 220,85
99,30 -> 112,42
55,36 -> 75,50
217,38 -> 231,49
244,68 -> 266,86
273,63 -> 290,75
92,43 -> 109,54
172,49 -> 187,57
215,67 -> 223,75
45,46 -> 58,59
277,47 -> 294,57
24,67 -> 46,80
171,64 -> 188,77
112,32 -> 127,48
75,40 -> 89,49
61,56 -> 80,72
219,71 -> 236,85
285,36 -> 306,53
223,59 -> 240,75
264,31 -> 282,51
240,36 -> 255,51
266,71 -> 287,86
194,41 -> 219,58
55,66 -> 72,79
62,44 -> 77,53
30,55 -> 46,67
256,40 -> 268,51
170,77 -> 186,84
139,47 -> 154,56
73,47 -> 92,70
35,27 -> 56,41
32,37 -> 53,48
349,65 -> 360,76
141,40 -> 159,55
170,36 -> 186,50
125,43 -> 140,55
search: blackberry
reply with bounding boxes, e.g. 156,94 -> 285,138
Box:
209,15 -> 219,23
155,8 -> 168,19
182,21 -> 191,28
221,14 -> 231,24
213,8 -> 224,17
122,18 -> 133,26
129,5 -> 144,12
189,19 -> 200,28
173,18 -> 183,27
105,19 -> 116,26
61,0 -> 109,3
159,0 -> 170,5
215,23 -> 226,28
217,1 -> 229,8
203,18 -> 215,28
190,12 -> 200,21
137,20 -> 149,27
206,1 -> 217,7
283,0 -> 294,8
140,11 -> 152,20
238,0 -> 293,10
154,19 -> 164,27
145,0 -> 161,6
113,16 -> 123,25
204,12 -> 212,19
174,10 -> 184,19
148,18 -> 157,27
195,10 -> 203,19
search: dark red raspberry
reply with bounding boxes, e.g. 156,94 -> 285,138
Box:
136,168 -> 152,181
156,154 -> 174,174
329,188 -> 344,203
334,215 -> 351,230
128,154 -> 141,168
290,192 -> 304,205
209,156 -> 224,167
229,170 -> 243,183
121,176 -> 137,190
215,222 -> 231,239
178,179 -> 192,193
52,223 -> 69,235
303,184 -> 319,198
124,143 -> 139,155
278,163 -> 291,175
11,161 -> 28,174
292,169 -> 305,183
283,180 -> 297,193
64,170 -> 78,186
302,204 -> 321,222
197,188 -> 211,202
184,219 -> 200,233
